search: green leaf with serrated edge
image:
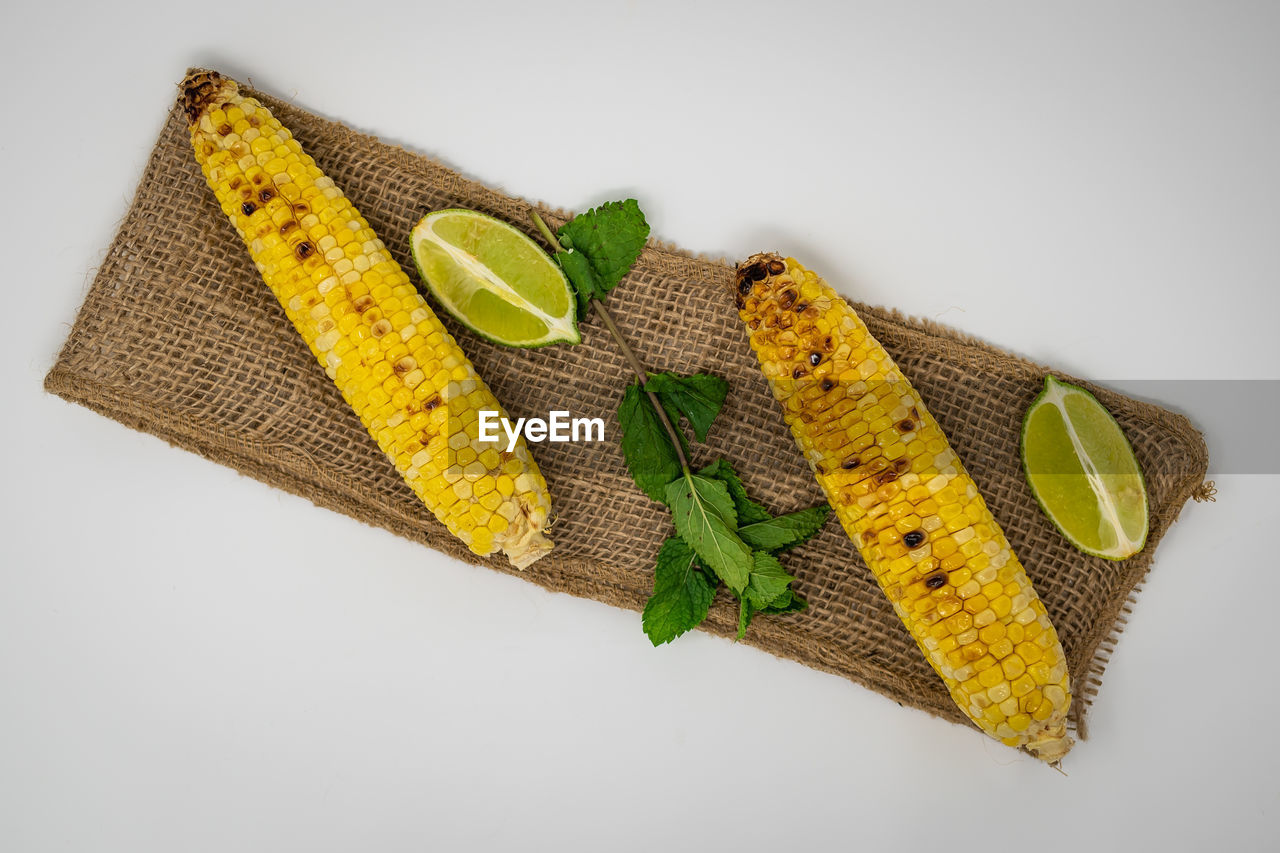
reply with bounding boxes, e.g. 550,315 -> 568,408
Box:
737,597 -> 755,641
739,582 -> 807,640
744,552 -> 795,609
555,249 -> 601,318
761,589 -> 793,611
738,505 -> 831,552
644,372 -> 729,443
556,199 -> 650,298
642,538 -> 716,646
618,382 -> 681,503
762,591 -> 808,614
697,459 -> 772,525
665,474 -> 752,594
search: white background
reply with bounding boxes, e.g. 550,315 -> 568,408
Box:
5,1 -> 1277,850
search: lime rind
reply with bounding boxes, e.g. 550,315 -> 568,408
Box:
1021,375 -> 1149,561
410,209 -> 580,348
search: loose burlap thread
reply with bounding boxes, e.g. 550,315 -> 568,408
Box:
45,71 -> 1209,737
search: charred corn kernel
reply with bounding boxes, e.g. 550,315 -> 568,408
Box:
182,72 -> 553,568
733,253 -> 1072,763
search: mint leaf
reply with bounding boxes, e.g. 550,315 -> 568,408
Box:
697,459 -> 772,525
618,382 -> 681,503
665,474 -> 752,594
738,505 -> 831,552
652,394 -> 691,460
744,552 -> 795,609
556,199 -> 649,300
556,249 -> 602,318
644,372 -> 730,443
761,590 -> 808,614
642,538 -> 716,646
737,597 -> 755,641
738,560 -> 808,640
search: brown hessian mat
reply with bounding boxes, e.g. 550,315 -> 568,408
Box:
46,69 -> 1211,739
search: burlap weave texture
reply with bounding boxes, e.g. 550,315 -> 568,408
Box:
45,71 -> 1209,735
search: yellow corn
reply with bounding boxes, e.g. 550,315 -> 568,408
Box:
181,71 -> 552,568
733,253 -> 1072,762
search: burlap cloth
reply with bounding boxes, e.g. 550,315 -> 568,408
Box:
45,71 -> 1210,738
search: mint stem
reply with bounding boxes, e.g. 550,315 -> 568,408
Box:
593,300 -> 692,475
529,208 -> 691,475
530,210 -> 562,253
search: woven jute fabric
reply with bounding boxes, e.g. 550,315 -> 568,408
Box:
45,70 -> 1209,737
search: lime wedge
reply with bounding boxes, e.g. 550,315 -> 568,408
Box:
1021,376 -> 1149,560
410,209 -> 579,347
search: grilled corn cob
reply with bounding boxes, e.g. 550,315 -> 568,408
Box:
181,71 -> 552,568
733,253 -> 1072,762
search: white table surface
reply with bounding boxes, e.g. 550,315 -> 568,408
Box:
6,1 -> 1277,850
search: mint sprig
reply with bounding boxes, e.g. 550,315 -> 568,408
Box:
530,201 -> 828,646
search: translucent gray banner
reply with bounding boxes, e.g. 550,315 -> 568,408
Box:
1094,380 -> 1279,476
759,378 -> 1279,476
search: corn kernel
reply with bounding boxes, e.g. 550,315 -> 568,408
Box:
978,665 -> 1004,688
989,638 -> 1014,660
1015,642 -> 1043,664
978,623 -> 1006,645
1001,656 -> 1027,680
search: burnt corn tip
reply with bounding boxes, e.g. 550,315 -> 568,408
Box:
180,70 -> 234,125
733,251 -> 787,307
735,251 -> 781,288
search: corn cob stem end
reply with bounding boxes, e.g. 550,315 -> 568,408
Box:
1024,724 -> 1073,764
499,499 -> 554,569
502,523 -> 554,570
